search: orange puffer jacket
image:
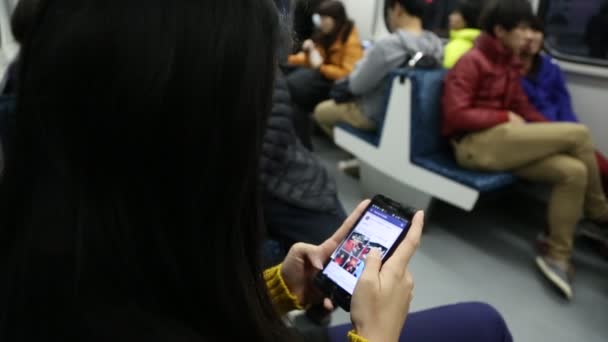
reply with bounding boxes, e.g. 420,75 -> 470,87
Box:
288,27 -> 363,81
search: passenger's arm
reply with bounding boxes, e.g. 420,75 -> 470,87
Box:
319,38 -> 364,81
348,46 -> 390,95
432,35 -> 445,65
554,68 -> 579,123
442,57 -> 510,133
263,264 -> 303,315
510,82 -> 547,123
288,52 -> 310,67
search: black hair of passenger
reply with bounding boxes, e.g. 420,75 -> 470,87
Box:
529,15 -> 545,34
10,0 -> 44,44
455,0 -> 483,29
0,0 -> 293,341
480,0 -> 535,35
385,0 -> 428,19
315,0 -> 354,52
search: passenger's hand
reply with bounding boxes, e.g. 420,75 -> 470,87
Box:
309,50 -> 324,69
281,200 -> 371,309
302,39 -> 315,51
508,112 -> 526,125
350,211 -> 424,342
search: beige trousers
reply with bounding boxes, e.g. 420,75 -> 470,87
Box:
313,100 -> 376,137
453,122 -> 608,260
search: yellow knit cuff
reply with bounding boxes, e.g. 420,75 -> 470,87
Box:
263,264 -> 303,315
347,330 -> 368,342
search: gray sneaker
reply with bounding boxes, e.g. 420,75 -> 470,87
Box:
535,256 -> 574,300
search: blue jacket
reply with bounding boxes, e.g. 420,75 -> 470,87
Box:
521,55 -> 578,123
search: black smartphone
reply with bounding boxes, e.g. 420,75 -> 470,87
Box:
314,195 -> 415,312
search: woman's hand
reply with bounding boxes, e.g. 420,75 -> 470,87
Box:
309,49 -> 324,69
350,211 -> 424,342
302,39 -> 315,52
281,200 -> 371,309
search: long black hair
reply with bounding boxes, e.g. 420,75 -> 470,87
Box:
455,0 -> 483,29
0,0 -> 292,340
10,0 -> 44,44
314,0 -> 354,53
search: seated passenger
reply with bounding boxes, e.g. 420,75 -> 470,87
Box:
0,1 -> 514,341
287,0 -> 363,112
443,0 -> 483,69
442,0 -> 608,300
262,70 -> 346,259
314,0 -> 443,137
519,18 -> 608,195
292,0 -> 328,51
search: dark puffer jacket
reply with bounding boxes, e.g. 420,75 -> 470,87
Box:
260,73 -> 337,212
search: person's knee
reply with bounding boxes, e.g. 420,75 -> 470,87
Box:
463,302 -> 512,340
566,124 -> 593,146
558,158 -> 588,187
313,100 -> 336,123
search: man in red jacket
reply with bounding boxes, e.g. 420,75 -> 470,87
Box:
442,0 -> 608,300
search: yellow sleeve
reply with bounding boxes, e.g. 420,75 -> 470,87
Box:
263,264 -> 304,315
348,330 -> 369,342
288,52 -> 310,67
264,266 -> 367,341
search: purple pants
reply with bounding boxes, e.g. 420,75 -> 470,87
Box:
328,302 -> 513,342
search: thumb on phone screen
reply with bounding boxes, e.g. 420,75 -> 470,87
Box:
350,211 -> 424,342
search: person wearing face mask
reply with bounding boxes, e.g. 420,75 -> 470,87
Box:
286,1 -> 363,114
293,0 -> 328,50
443,0 -> 483,69
519,17 -> 608,251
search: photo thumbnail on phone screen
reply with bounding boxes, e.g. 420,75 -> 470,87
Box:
322,204 -> 409,295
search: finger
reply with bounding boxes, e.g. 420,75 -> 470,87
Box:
300,244 -> 325,270
360,248 -> 381,281
323,298 -> 335,311
324,200 -> 371,250
384,211 -> 424,270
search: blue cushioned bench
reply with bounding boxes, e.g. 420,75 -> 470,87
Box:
334,69 -> 517,211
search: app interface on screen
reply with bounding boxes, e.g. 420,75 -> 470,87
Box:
322,204 -> 409,295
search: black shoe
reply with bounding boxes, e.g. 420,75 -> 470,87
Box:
578,221 -> 608,259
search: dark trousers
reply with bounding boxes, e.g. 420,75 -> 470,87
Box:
264,194 -> 346,246
285,67 -> 333,150
263,194 -> 346,267
328,302 -> 513,342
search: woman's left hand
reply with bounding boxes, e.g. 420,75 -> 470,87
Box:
280,200 -> 371,309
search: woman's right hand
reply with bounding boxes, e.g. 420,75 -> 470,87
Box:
350,211 -> 424,342
302,39 -> 315,52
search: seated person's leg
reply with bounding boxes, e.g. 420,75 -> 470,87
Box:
514,155 -> 585,266
286,68 -> 333,112
313,100 -> 375,138
595,151 -> 608,194
263,194 -> 346,249
327,302 -> 512,342
454,123 -> 608,221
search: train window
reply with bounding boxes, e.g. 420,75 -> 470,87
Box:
539,0 -> 608,66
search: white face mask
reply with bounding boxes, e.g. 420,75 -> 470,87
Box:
312,14 -> 322,28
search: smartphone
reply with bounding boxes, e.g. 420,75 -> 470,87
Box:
314,195 -> 415,312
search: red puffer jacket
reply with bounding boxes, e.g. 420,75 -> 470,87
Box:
441,33 -> 546,137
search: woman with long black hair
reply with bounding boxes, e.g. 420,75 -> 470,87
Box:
0,0 -> 512,341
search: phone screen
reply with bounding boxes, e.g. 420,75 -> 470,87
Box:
322,204 -> 410,295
